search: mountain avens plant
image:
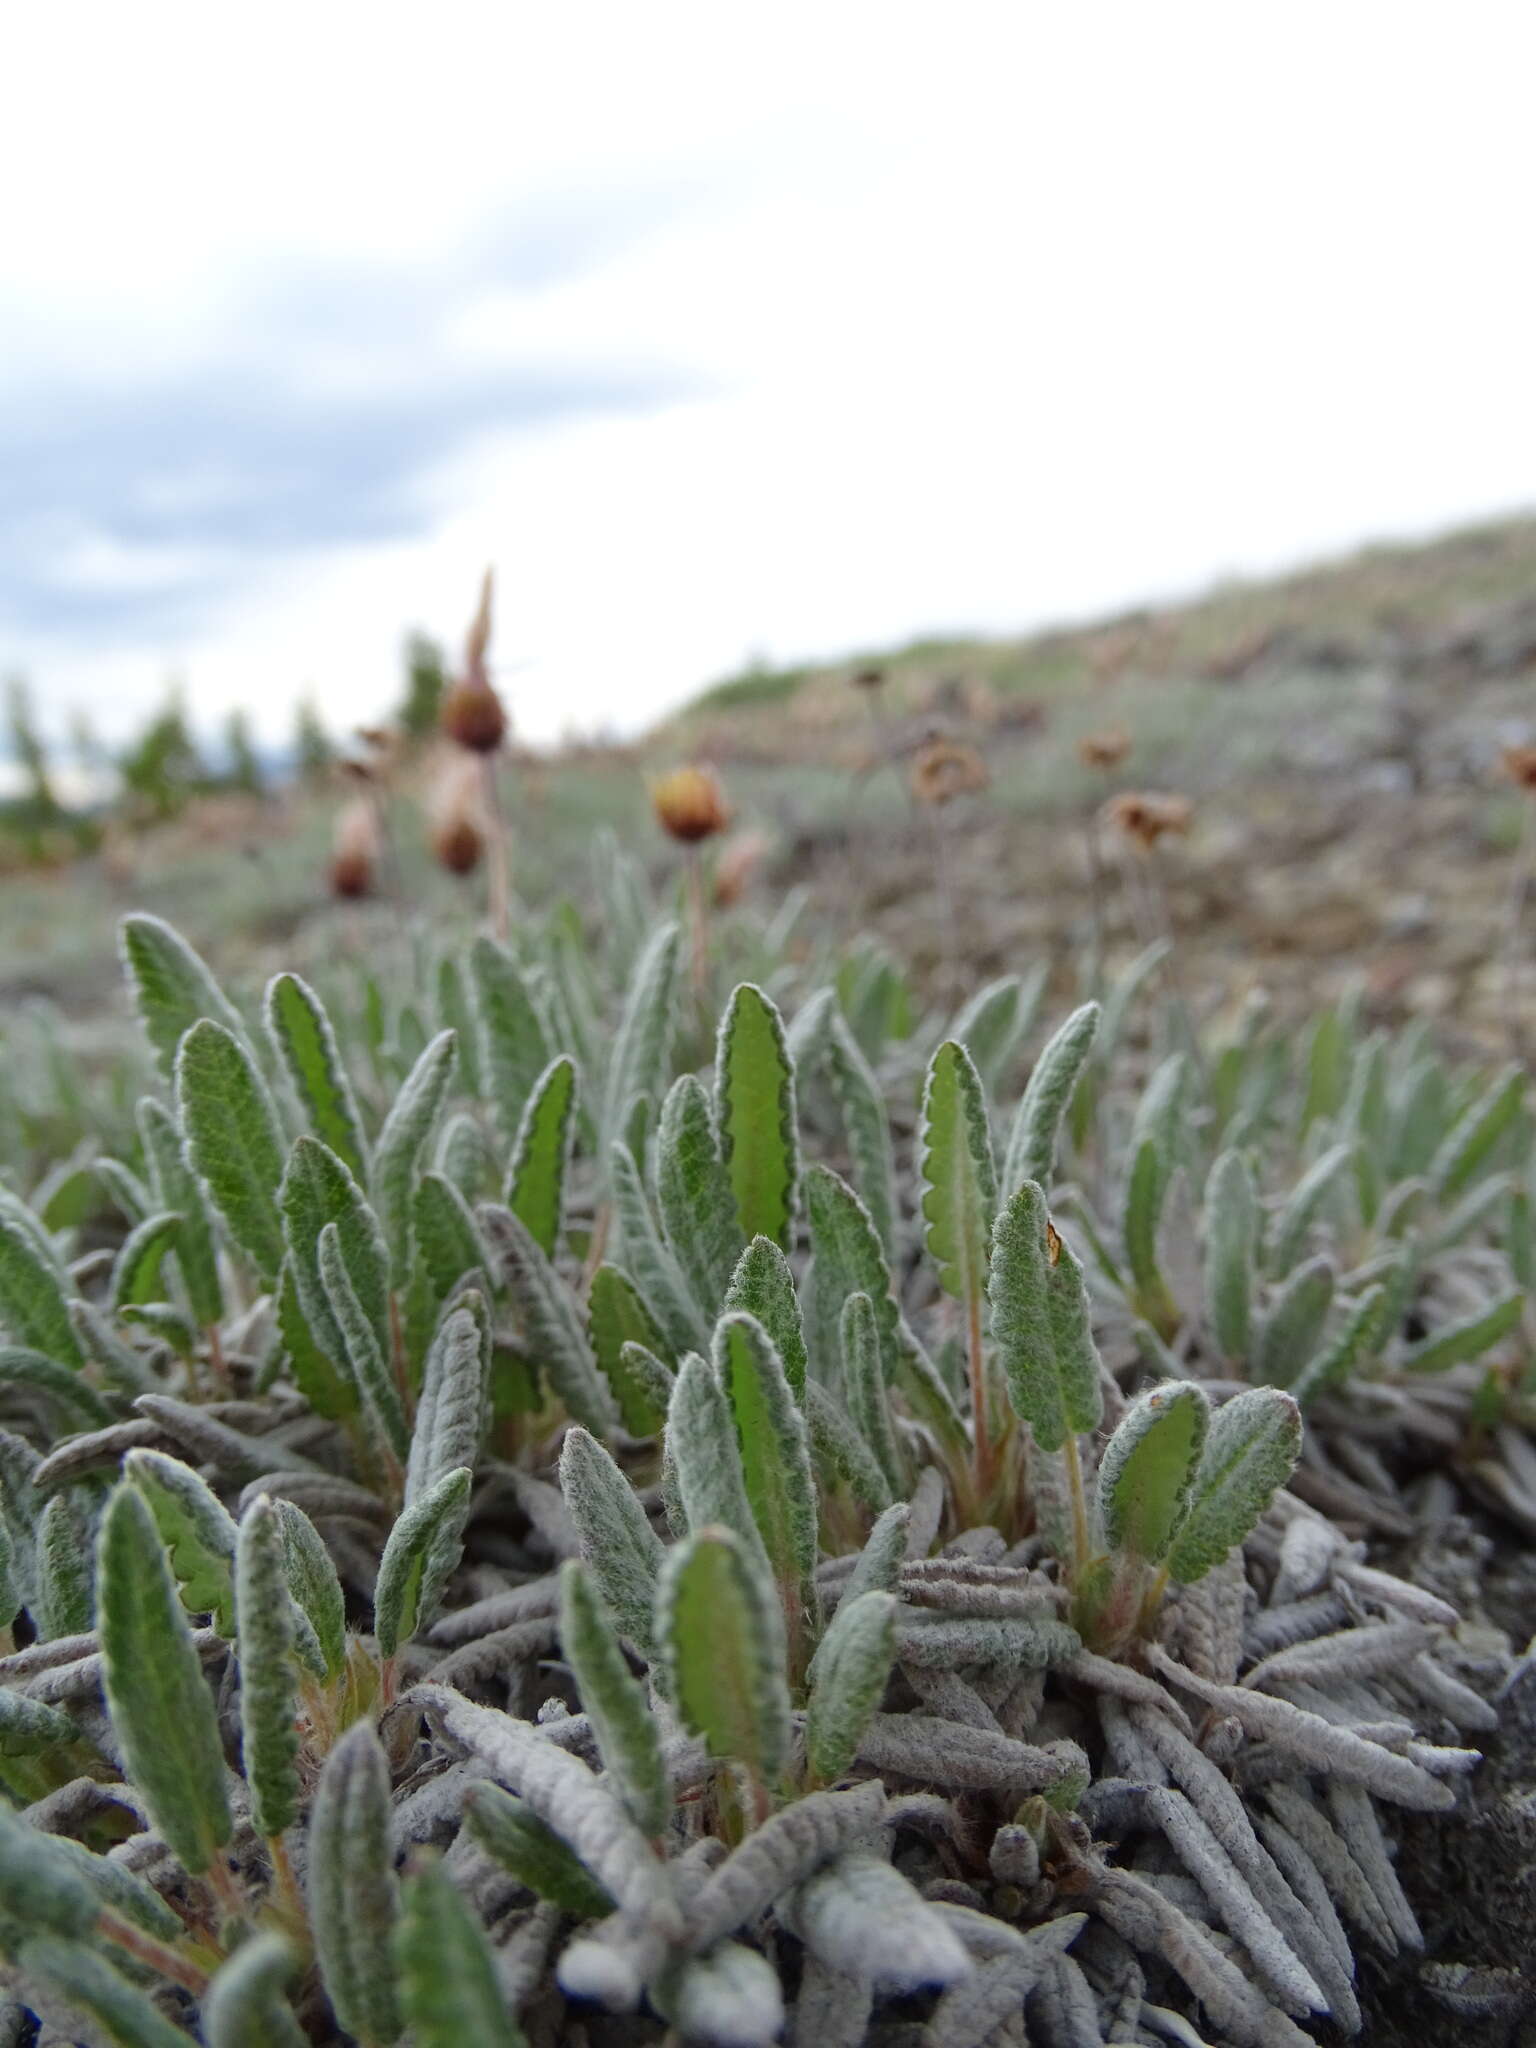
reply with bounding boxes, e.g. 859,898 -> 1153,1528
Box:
0,886 -> 1524,2044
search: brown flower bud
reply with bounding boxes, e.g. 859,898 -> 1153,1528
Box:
652,764 -> 728,844
428,757 -> 487,877
329,798 -> 381,899
850,664 -> 887,692
441,566 -> 508,753
1077,726 -> 1131,772
1105,790 -> 1192,850
909,737 -> 989,807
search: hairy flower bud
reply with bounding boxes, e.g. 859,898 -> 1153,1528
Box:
441,568 -> 508,754
652,765 -> 728,844
429,758 -> 487,877
329,798 -> 380,898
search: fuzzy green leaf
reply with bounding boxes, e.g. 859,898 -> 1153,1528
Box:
125,1446 -> 237,1635
469,937 -> 551,1147
276,1256 -> 357,1420
32,1492 -> 95,1640
375,1465 -> 473,1656
119,912 -> 243,1083
1167,1388 -> 1302,1583
1256,1254 -> 1336,1386
1003,1000 -> 1101,1196
1096,1381 -> 1208,1564
609,1139 -> 709,1356
666,1350 -> 773,1583
656,1072 -> 744,1316
137,1097 -> 224,1327
1401,1288 -> 1525,1374
110,1208 -> 182,1310
463,1781 -> 614,1920
395,1860 -> 522,2048
16,1936 -> 191,2048
716,982 -> 800,1250
824,1009 -> 899,1257
235,1496 -> 301,1839
318,1221 -> 409,1460
657,1524 -> 791,1781
263,972 -> 369,1181
0,1803 -> 99,1939
406,1294 -> 489,1503
1269,1141 -> 1355,1277
0,1685 -> 79,1758
373,1026 -> 458,1281
840,1291 -> 906,1499
477,1203 -> 614,1434
1204,1148 -> 1256,1363
559,1560 -> 671,1836
990,1182 -> 1103,1453
177,1019 -> 287,1282
723,1234 -> 808,1403
919,1039 -> 996,1305
97,1483 -> 232,1875
204,1933 -> 310,2048
1431,1064 -> 1526,1201
1289,1284 -> 1390,1406
587,1264 -> 672,1433
412,1170 -> 491,1301
507,1054 -> 578,1257
280,1134 -> 391,1381
804,1380 -> 894,1513
0,1215 -> 83,1368
602,921 -> 681,1158
1121,1053 -> 1189,1297
308,1720 -> 400,2048
277,1499 -> 347,1681
806,1588 -> 896,1783
715,1310 -> 819,1617
558,1425 -> 666,1655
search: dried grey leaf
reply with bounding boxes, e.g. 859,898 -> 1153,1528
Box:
780,1850 -> 972,1993
856,1712 -> 1081,1795
685,1780 -> 887,1952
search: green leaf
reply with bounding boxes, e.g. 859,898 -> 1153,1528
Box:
666,1351 -> 773,1584
805,1588 -> 896,1782
32,1492 -> 95,1640
840,1291 -> 905,1499
803,1164 -> 905,1395
1096,1381 -> 1208,1564
125,1446 -> 237,1635
715,982 -> 800,1250
308,1721 -> 400,2048
656,1072 -> 744,1317
263,972 -> 369,1181
558,1425 -> 666,1655
412,1170 -> 491,1302
0,1685 -> 79,1758
723,1235 -> 808,1403
610,1140 -> 710,1356
1203,1149 -> 1256,1363
463,1780 -> 614,1920
1121,1053 -> 1190,1300
1431,1064 -> 1525,1201
0,1345 -> 110,1432
1401,1289 -> 1525,1374
110,1208 -> 182,1309
558,1560 -> 670,1836
0,1214 -> 83,1368
657,1524 -> 791,1780
715,1311 -> 819,1621
204,1933 -> 310,2048
0,1803 -> 99,1939
138,1097 -> 225,1328
375,1466 -> 473,1656
119,912 -> 243,1083
277,1500 -> 347,1681
587,1264 -> 672,1433
950,971 -> 1037,1094
990,1182 -> 1103,1453
602,921 -> 681,1158
97,1482 -> 232,1875
919,1040 -> 996,1305
507,1054 -> 578,1257
477,1204 -> 614,1434
1300,1004 -> 1351,1134
823,1009 -> 899,1258
280,1134 -> 391,1380
16,1936 -> 191,2048
804,1380 -> 893,1513
318,1221 -> 409,1460
373,1027 -> 458,1279
276,1257 -> 357,1420
1002,1001 -> 1101,1196
469,936 -> 551,1147
1289,1284 -> 1390,1406
395,1861 -> 522,2048
1167,1388 -> 1302,1583
235,1496 -> 301,1839
1256,1254 -> 1336,1386
1269,1141 -> 1355,1276
407,1295 -> 489,1503
176,1019 -> 287,1282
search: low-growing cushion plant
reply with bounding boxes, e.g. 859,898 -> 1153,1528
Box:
0,884 -> 1524,2044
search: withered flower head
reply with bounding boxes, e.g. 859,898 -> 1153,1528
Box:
440,567 -> 508,754
1105,790 -> 1193,851
910,736 -> 990,808
851,664 -> 887,692
1502,744 -> 1536,790
329,798 -> 381,899
428,757 -> 487,877
652,764 -> 728,844
1077,726 -> 1131,772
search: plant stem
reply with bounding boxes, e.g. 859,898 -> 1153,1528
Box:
966,1288 -> 992,1496
266,1831 -> 307,1931
1504,794 -> 1535,1060
686,847 -> 709,1004
204,1856 -> 247,1929
1145,846 -> 1210,1092
96,1909 -> 213,1996
480,753 -> 512,943
1061,1432 -> 1091,1577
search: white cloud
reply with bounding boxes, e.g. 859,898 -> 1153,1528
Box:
3,1 -> 1534,746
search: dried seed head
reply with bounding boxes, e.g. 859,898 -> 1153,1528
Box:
1077,726 -> 1131,772
910,737 -> 989,807
652,764 -> 728,844
1502,744 -> 1536,790
1105,790 -> 1192,850
329,798 -> 380,899
851,664 -> 887,692
429,758 -> 487,877
441,567 -> 508,754
712,829 -> 770,907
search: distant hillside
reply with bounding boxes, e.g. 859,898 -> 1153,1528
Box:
661,511 -> 1536,758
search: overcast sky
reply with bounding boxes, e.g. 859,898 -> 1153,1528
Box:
4,3 -> 1534,750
